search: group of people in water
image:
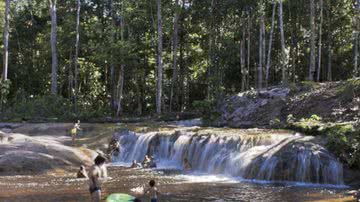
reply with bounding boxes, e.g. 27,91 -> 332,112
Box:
77,153 -> 192,202
77,153 -> 186,202
71,121 -> 193,202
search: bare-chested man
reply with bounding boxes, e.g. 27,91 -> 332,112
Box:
88,155 -> 108,202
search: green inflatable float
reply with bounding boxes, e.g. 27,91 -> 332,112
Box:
106,193 -> 139,202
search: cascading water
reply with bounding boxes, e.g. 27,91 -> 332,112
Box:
113,129 -> 344,185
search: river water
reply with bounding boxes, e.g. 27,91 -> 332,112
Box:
0,166 -> 350,202
0,123 -> 354,201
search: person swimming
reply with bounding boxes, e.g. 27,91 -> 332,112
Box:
88,155 -> 108,202
77,165 -> 88,179
144,180 -> 159,202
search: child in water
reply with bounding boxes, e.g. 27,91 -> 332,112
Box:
144,180 -> 159,202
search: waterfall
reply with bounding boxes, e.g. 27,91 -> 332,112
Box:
113,129 -> 344,185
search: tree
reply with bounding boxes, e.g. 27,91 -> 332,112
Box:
354,0 -> 360,77
2,0 -> 9,81
279,0 -> 287,83
74,0 -> 81,109
317,0 -> 323,81
265,2 -> 277,87
49,0 -> 58,95
116,10 -> 125,117
309,0 -> 316,81
156,0 -> 163,115
258,2 -> 265,89
170,0 -> 180,112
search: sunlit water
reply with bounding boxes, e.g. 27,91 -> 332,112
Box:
0,165 -> 350,202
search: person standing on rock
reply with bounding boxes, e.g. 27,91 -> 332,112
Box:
88,155 -> 108,202
71,120 -> 81,145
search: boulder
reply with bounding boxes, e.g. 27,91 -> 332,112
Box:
218,87 -> 290,128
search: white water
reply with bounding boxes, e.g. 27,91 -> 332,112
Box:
113,129 -> 344,186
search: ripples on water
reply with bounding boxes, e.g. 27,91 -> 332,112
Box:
0,166 -> 350,202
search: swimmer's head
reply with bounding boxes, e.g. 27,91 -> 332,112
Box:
94,155 -> 106,165
149,179 -> 155,187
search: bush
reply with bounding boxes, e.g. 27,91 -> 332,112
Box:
0,95 -> 111,122
192,99 -> 220,125
325,124 -> 360,169
0,79 -> 11,110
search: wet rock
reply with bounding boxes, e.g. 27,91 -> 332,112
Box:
0,131 -> 95,175
218,87 -> 290,128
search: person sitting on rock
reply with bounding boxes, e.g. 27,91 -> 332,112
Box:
148,156 -> 157,168
77,165 -> 88,179
183,158 -> 192,170
108,138 -> 120,156
142,155 -> 151,168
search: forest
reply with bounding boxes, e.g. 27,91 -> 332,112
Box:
0,0 -> 358,120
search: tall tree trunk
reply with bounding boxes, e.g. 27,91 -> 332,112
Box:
156,0 -> 163,115
355,0 -> 360,77
74,0 -> 81,111
327,8 -> 332,81
247,12 -> 251,90
2,0 -> 9,80
327,37 -> 333,81
116,65 -> 124,116
316,0 -> 323,82
116,9 -> 125,117
258,12 -> 264,89
240,39 -> 246,91
279,0 -> 287,83
179,31 -> 185,111
288,0 -> 297,82
309,0 -> 316,81
170,0 -> 180,112
68,49 -> 73,99
355,33 -> 359,77
109,0 -> 116,110
265,2 -> 276,87
49,0 -> 58,95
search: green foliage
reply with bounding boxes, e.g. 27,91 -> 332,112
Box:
286,114 -> 296,124
269,118 -> 283,129
0,79 -> 11,110
325,124 -> 360,169
288,114 -> 360,168
1,95 -> 111,121
289,114 -> 324,135
334,78 -> 360,102
192,100 -> 220,125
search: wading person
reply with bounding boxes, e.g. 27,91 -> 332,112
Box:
144,180 -> 159,202
88,155 -> 108,202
